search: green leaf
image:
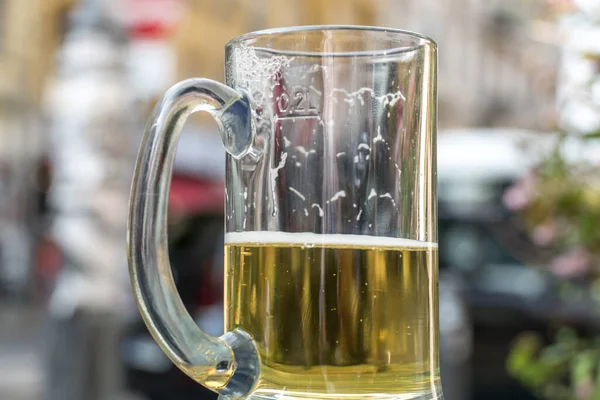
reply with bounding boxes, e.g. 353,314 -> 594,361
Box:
583,130 -> 600,140
571,350 -> 595,385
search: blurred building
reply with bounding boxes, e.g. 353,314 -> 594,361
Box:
0,0 -> 75,106
0,0 -> 75,295
557,1 -> 600,134
172,0 -> 560,131
380,0 -> 560,129
172,0 -> 380,83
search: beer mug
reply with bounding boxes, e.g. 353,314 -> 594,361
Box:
128,26 -> 440,400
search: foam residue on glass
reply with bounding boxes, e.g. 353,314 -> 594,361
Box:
225,44 -> 424,237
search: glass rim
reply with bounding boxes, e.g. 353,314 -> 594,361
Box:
226,25 -> 437,57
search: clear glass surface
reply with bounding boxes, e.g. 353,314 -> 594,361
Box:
128,26 -> 440,400
225,26 -> 437,242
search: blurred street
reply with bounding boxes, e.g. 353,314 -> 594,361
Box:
0,303 -> 44,400
0,303 -> 143,400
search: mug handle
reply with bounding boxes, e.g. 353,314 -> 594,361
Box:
128,79 -> 259,398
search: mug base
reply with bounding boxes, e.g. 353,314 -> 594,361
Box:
218,389 -> 444,400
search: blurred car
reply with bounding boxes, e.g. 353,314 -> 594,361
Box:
438,128 -> 600,399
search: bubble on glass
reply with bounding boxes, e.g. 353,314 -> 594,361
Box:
229,45 -> 294,100
229,45 -> 296,141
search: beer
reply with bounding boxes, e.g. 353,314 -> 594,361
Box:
225,232 -> 441,399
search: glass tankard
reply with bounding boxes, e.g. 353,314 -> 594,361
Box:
128,26 -> 440,400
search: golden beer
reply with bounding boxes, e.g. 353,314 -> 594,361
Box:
225,232 -> 441,399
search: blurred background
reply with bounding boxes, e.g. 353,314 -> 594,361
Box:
0,0 -> 599,399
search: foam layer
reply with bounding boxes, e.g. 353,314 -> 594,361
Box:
225,231 -> 437,249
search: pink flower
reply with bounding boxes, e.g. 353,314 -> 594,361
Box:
532,223 -> 556,247
576,380 -> 594,400
503,173 -> 538,211
550,247 -> 593,278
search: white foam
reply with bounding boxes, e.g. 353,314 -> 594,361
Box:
311,203 -> 324,217
356,209 -> 363,221
373,127 -> 384,143
368,189 -> 378,200
289,187 -> 306,201
225,231 -> 437,248
330,190 -> 346,202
